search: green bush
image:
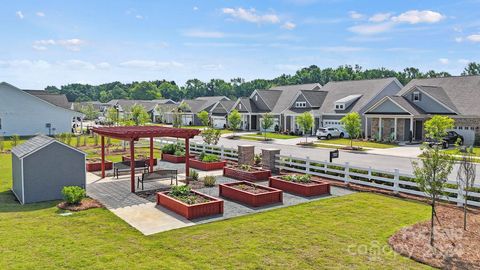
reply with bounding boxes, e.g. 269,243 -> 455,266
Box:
281,174 -> 312,183
203,175 -> 216,187
254,154 -> 262,166
170,185 -> 191,197
201,154 -> 220,163
190,169 -> 199,181
161,143 -> 176,154
174,150 -> 185,157
61,186 -> 86,205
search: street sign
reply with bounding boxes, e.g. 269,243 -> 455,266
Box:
329,149 -> 339,163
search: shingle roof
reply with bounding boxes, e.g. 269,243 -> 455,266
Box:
300,90 -> 328,107
23,90 -> 71,109
270,83 -> 322,91
256,90 -> 282,111
219,100 -> 236,111
11,135 -> 54,158
388,96 -> 426,115
318,78 -> 398,114
236,97 -> 258,112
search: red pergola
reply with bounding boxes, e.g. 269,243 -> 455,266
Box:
92,126 -> 201,193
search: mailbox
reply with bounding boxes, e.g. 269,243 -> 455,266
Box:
329,149 -> 339,162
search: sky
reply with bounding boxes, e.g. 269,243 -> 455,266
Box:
1,0 -> 480,89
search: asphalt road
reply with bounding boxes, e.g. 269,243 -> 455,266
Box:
192,136 -> 480,183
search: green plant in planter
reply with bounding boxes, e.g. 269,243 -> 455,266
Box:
174,150 -> 185,157
62,186 -> 86,205
190,169 -> 199,181
203,175 -> 216,187
170,185 -> 191,197
239,164 -> 252,171
161,143 -> 176,154
282,174 -> 312,183
201,154 -> 220,163
254,154 -> 262,166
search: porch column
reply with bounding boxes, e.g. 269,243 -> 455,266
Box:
185,138 -> 190,178
394,118 -> 398,141
410,117 -> 414,140
364,116 -> 368,139
249,115 -> 252,131
130,139 -> 135,193
378,117 -> 382,140
101,136 -> 105,178
149,137 -> 154,173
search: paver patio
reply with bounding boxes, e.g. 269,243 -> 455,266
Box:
87,161 -> 354,235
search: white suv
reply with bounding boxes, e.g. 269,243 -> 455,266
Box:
316,127 -> 345,140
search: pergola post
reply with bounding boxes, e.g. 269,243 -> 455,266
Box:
185,138 -> 190,178
149,137 -> 154,173
101,135 -> 105,178
130,139 -> 135,193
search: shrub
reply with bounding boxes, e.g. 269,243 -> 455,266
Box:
254,154 -> 262,166
201,154 -> 220,163
190,169 -> 199,181
203,175 -> 216,187
199,151 -> 206,160
62,186 -> 86,205
281,174 -> 312,183
239,164 -> 252,171
65,133 -> 73,145
75,135 -> 80,147
170,185 -> 191,197
174,150 -> 185,157
161,143 -> 176,154
11,134 -> 20,147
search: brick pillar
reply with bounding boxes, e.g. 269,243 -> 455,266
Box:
262,148 -> 280,174
238,145 -> 254,166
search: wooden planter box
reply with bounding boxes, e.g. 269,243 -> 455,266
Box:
189,158 -> 226,171
223,166 -> 271,182
122,155 -> 157,165
161,153 -> 195,163
219,181 -> 283,207
86,160 -> 113,172
269,176 -> 330,197
157,190 -> 224,220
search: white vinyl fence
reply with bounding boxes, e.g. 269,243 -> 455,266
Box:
276,154 -> 480,208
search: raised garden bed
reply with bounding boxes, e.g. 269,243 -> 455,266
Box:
122,155 -> 157,165
161,153 -> 195,163
269,175 -> 330,197
157,190 -> 223,220
219,181 -> 282,207
223,166 -> 271,182
189,158 -> 226,171
86,159 -> 113,172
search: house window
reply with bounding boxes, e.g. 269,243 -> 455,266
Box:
413,91 -> 421,102
335,104 -> 344,110
295,101 -> 306,108
239,103 -> 242,110
255,95 -> 258,101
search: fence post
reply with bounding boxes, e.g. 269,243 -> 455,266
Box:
305,156 -> 311,174
368,167 -> 372,181
457,184 -> 464,207
344,162 -> 350,184
393,169 -> 400,195
220,145 -> 225,159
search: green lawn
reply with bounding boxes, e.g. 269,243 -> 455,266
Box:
0,150 -> 431,269
444,147 -> 480,157
316,138 -> 398,149
240,132 -> 300,141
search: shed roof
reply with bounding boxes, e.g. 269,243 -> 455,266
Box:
11,135 -> 85,159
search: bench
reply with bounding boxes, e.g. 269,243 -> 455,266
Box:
137,169 -> 178,190
113,160 -> 149,178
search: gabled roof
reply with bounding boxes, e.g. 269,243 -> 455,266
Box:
151,99 -> 176,104
270,83 -> 322,91
300,90 -> 328,107
234,97 -> 258,113
318,77 -> 399,114
399,75 -> 480,116
218,100 -> 236,111
12,135 -> 85,159
180,96 -> 230,113
388,96 -> 426,115
255,90 -> 282,111
23,90 -> 71,109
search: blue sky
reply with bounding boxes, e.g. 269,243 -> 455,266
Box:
1,0 -> 479,89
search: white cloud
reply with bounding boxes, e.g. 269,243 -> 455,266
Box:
391,10 -> 444,24
61,60 -> 96,70
348,22 -> 394,35
222,7 -> 280,24
135,15 -> 144,20
466,34 -> 480,42
282,21 -> 296,30
369,12 -> 391,22
97,62 -> 111,69
119,60 -> 183,69
455,37 -> 463,43
193,6 -> 199,11
458,59 -> 471,64
183,30 -> 225,38
438,58 -> 449,64
201,64 -> 223,71
33,39 -> 86,51
348,11 -> 364,20
36,12 -> 45,17
0,59 -> 51,69
16,11 -> 24,19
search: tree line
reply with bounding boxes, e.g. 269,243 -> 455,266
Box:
45,62 -> 480,102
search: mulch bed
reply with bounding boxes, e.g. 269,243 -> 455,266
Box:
389,205 -> 480,269
229,183 -> 271,194
57,198 -> 103,211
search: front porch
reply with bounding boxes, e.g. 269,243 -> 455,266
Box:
365,115 -> 426,142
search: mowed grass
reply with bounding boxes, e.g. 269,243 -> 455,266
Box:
240,132 -> 300,141
444,146 -> 480,157
0,150 -> 431,269
316,138 -> 398,149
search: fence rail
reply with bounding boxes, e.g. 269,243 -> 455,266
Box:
276,154 -> 480,208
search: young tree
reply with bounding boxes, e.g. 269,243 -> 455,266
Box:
456,145 -> 476,230
105,107 -> 119,126
260,113 -> 274,141
201,128 -> 221,145
340,112 -> 362,148
197,111 -> 210,126
80,104 -> 99,120
177,102 -> 191,127
411,116 -> 455,246
129,104 -> 150,126
228,109 -> 242,137
296,112 -> 314,143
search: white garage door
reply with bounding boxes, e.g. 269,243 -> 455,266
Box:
182,115 -> 193,126
453,127 -> 475,146
322,120 -> 341,127
212,117 -> 226,129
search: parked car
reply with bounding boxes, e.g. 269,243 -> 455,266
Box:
425,131 -> 464,149
316,127 -> 347,139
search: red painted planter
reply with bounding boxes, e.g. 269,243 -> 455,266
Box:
86,160 -> 113,172
269,176 -> 330,197
223,166 -> 271,182
219,181 -> 283,207
189,158 -> 226,171
122,155 -> 157,165
157,190 -> 224,220
161,153 -> 195,163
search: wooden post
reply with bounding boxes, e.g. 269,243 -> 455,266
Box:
149,137 -> 154,173
185,138 -> 190,178
101,136 -> 105,178
130,139 -> 135,193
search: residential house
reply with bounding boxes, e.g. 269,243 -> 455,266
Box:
106,99 -> 176,122
364,75 -> 480,145
0,82 -> 82,136
168,96 -> 230,126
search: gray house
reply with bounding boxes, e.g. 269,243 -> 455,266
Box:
167,96 -> 231,126
11,135 -> 86,204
